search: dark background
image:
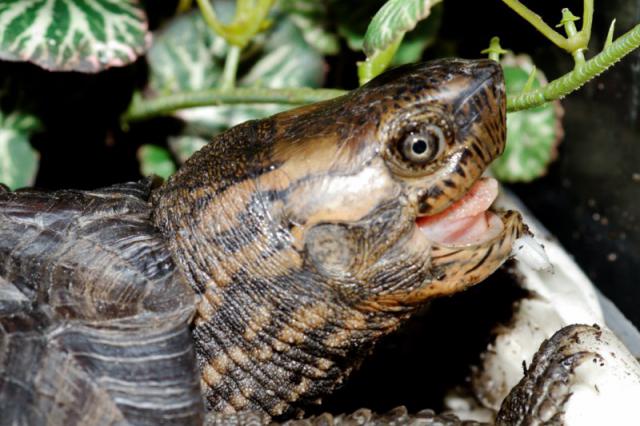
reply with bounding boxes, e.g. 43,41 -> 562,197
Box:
327,0 -> 640,414
453,0 -> 640,329
1,0 -> 638,415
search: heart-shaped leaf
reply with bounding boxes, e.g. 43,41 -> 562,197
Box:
0,0 -> 149,73
0,110 -> 40,190
142,8 -> 325,167
491,55 -> 564,182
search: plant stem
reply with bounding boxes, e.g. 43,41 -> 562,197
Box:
221,45 -> 241,90
559,9 -> 586,67
122,21 -> 640,122
196,0 -> 222,37
123,88 -> 347,123
357,36 -> 403,85
481,36 -> 508,62
508,22 -> 640,111
581,0 -> 594,48
196,0 -> 274,47
176,0 -> 193,13
501,0 -> 568,50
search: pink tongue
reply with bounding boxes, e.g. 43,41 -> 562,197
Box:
417,178 -> 499,245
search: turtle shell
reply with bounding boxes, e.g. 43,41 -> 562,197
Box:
0,179 -> 203,425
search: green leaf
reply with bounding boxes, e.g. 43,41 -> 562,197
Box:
277,0 -> 340,55
0,110 -> 40,190
137,145 -> 176,179
146,11 -> 226,95
240,17 -> 325,89
358,0 -> 442,84
336,0 -> 442,66
363,0 -> 442,57
392,3 -> 442,65
144,9 -> 325,158
0,0 -> 149,73
491,55 -> 564,182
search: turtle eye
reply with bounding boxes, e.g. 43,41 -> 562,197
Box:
398,124 -> 445,165
383,111 -> 453,177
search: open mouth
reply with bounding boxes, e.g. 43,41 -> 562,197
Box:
416,178 -> 504,247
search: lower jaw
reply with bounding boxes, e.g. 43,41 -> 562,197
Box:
417,210 -> 506,248
415,177 -> 506,247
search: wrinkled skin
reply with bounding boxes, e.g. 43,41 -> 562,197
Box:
0,59 -> 523,424
154,58 -> 523,416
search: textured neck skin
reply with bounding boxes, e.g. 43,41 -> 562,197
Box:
191,268 -> 403,417
152,59 -> 520,417
152,115 -> 413,417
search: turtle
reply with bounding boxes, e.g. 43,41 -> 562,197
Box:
0,58 -> 526,425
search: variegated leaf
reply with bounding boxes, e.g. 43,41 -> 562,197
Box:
491,55 -> 564,182
146,11 -> 227,95
145,10 -> 325,155
363,0 -> 441,57
0,0 -> 149,73
0,110 -> 40,190
137,144 -> 175,179
277,0 -> 340,55
392,3 -> 442,65
180,17 -> 324,135
240,17 -> 325,89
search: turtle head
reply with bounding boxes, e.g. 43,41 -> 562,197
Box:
152,58 -> 524,416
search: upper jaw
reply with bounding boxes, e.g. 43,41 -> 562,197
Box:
416,177 -> 519,249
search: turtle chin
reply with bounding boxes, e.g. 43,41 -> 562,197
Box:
421,209 -> 525,299
358,208 -> 524,312
370,209 -> 525,308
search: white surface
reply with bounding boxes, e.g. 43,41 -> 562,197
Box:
470,190 -> 604,411
564,327 -> 640,426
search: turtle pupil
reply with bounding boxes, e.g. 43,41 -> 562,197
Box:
395,124 -> 446,167
412,139 -> 428,155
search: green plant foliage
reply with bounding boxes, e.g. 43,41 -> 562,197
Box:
0,110 -> 40,190
137,144 -> 176,179
358,0 -> 442,84
144,9 -> 325,167
0,0 -> 149,73
146,11 -> 226,95
362,0 -> 441,57
491,55 -> 563,182
391,4 -> 442,66
276,0 -> 340,55
0,0 -> 636,192
196,0 -> 274,48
